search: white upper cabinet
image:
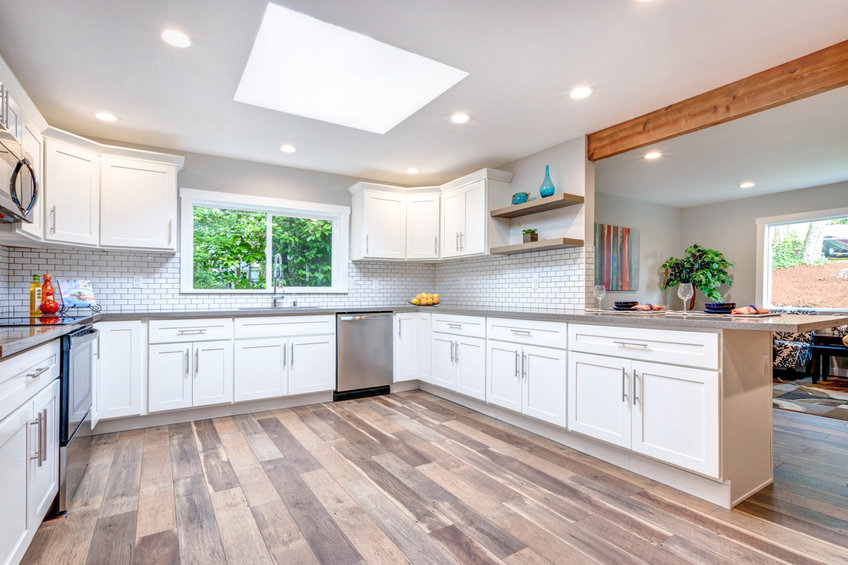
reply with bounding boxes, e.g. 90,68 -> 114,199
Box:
100,156 -> 177,250
17,121 -> 44,241
440,188 -> 464,258
362,190 -> 405,259
406,192 -> 440,259
440,169 -> 512,258
43,138 -> 100,246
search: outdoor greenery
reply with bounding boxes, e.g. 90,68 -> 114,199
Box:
272,216 -> 332,287
771,230 -> 806,269
662,244 -> 735,303
193,207 -> 267,289
192,206 -> 333,290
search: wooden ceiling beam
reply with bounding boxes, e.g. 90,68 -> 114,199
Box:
587,39 -> 848,161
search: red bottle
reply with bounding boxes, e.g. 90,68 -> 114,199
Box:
39,274 -> 60,314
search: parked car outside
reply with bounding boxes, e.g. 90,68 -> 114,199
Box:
823,224 -> 848,257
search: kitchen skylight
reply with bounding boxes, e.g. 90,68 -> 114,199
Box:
234,3 -> 469,134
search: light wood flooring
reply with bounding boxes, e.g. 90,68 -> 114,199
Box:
20,392 -> 848,564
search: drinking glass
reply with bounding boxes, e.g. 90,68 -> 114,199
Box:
678,283 -> 694,314
593,285 -> 606,311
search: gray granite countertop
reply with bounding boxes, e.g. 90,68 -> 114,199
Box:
3,305 -> 846,360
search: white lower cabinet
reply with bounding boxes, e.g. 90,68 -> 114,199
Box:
486,341 -> 566,426
568,352 -> 719,477
94,321 -> 143,423
431,331 -> 486,400
393,312 -> 432,383
234,335 -> 334,402
149,340 -> 233,412
0,378 -> 59,565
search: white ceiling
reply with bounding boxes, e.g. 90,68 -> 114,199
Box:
595,85 -> 848,208
1,1 -> 847,186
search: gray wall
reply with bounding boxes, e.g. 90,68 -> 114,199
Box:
680,180 -> 848,307
594,192 -> 682,306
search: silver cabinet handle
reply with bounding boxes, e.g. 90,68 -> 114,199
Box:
447,323 -> 462,329
454,341 -> 459,363
365,234 -> 369,254
30,412 -> 43,466
621,367 -> 628,402
450,341 -> 454,363
177,328 -> 207,335
398,318 -> 402,338
41,408 -> 47,464
514,350 -> 520,377
459,232 -> 464,251
434,235 -> 438,255
0,85 -> 7,128
283,341 -> 287,366
521,353 -> 526,379
633,370 -> 640,405
614,340 -> 648,350
510,329 -> 532,336
194,348 -> 199,376
184,349 -> 189,376
290,342 -> 294,367
455,232 -> 459,252
26,365 -> 50,380
50,205 -> 56,234
168,220 -> 173,245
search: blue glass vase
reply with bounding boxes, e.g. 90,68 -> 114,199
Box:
539,165 -> 555,198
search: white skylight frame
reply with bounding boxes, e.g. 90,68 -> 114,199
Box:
234,3 -> 469,134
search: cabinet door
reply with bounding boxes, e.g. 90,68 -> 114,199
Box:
523,345 -> 567,427
148,343 -> 192,412
289,335 -> 336,395
193,341 -> 233,407
431,334 -> 456,389
234,338 -> 287,401
461,180 -> 486,255
44,139 -> 100,245
417,314 -> 432,383
631,361 -> 719,477
394,313 -> 418,382
362,191 -> 405,258
30,379 -> 59,522
568,352 -> 630,446
100,156 -> 176,250
18,121 -> 43,240
440,190 -> 464,258
455,336 -> 486,400
0,403 -> 31,565
406,193 -> 439,259
96,321 -> 143,421
486,341 -> 522,412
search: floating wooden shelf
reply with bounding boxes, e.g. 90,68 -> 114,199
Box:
489,237 -> 584,255
490,193 -> 584,219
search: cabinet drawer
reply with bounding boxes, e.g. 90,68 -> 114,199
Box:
432,314 -> 485,338
149,318 -> 233,344
0,341 -> 60,420
487,318 -> 567,349
234,315 -> 335,339
568,324 -> 718,370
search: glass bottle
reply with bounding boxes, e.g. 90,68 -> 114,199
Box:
30,274 -> 42,315
540,165 -> 555,197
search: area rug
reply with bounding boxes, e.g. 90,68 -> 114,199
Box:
773,376 -> 848,421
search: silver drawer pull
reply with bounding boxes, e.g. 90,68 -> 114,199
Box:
613,340 -> 648,350
177,328 -> 207,335
447,323 -> 462,329
510,329 -> 532,335
26,365 -> 50,380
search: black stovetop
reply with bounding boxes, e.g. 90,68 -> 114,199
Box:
0,316 -> 87,327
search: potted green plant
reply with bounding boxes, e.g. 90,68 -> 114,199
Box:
662,244 -> 734,305
523,228 -> 538,243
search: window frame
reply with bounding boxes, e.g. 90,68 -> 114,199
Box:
755,205 -> 848,311
179,187 -> 350,294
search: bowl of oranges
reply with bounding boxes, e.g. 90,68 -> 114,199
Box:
409,292 -> 439,306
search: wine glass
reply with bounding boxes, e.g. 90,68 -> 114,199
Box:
678,283 -> 694,314
593,285 -> 606,311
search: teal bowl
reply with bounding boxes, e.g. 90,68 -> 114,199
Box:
512,192 -> 529,205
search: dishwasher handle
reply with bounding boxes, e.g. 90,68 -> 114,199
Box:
339,314 -> 391,322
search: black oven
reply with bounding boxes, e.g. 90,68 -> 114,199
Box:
54,325 -> 98,515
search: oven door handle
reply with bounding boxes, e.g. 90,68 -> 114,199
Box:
69,328 -> 99,346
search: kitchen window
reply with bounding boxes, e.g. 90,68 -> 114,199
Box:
756,207 -> 848,311
180,188 -> 350,293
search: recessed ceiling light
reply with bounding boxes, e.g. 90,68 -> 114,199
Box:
235,4 -> 468,134
161,28 -> 192,48
94,112 -> 118,122
568,86 -> 593,100
644,150 -> 662,160
450,112 -> 471,124
739,181 -> 756,189
406,168 -> 419,174
280,144 -> 296,154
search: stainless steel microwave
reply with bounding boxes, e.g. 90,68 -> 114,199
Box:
0,122 -> 38,223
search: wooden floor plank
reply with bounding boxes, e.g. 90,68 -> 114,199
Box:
173,474 -> 227,565
250,500 -> 320,565
131,530 -> 180,565
169,422 -> 203,480
85,510 -> 137,565
208,487 -> 274,565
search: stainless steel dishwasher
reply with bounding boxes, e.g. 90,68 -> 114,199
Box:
335,312 -> 393,400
